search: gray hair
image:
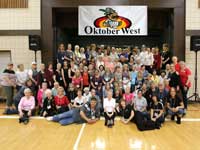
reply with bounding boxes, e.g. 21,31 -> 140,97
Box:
24,88 -> 32,94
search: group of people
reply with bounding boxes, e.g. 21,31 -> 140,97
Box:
0,43 -> 191,130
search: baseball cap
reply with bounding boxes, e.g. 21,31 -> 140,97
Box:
31,61 -> 37,65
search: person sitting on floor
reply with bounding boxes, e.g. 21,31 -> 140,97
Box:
18,88 -> 35,124
134,90 -> 148,117
13,79 -> 34,112
54,87 -> 71,114
46,97 -> 100,126
73,89 -> 87,108
116,99 -> 134,124
103,90 -> 116,128
41,89 -> 57,117
167,87 -> 184,124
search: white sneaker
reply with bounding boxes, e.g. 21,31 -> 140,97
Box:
46,116 -> 53,121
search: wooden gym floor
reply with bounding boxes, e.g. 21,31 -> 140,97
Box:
0,103 -> 200,150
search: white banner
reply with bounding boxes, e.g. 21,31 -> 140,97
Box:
78,6 -> 147,36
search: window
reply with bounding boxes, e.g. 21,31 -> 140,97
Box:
0,51 -> 11,72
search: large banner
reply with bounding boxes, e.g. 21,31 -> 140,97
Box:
78,6 -> 147,36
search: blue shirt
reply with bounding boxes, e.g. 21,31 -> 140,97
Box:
130,71 -> 137,85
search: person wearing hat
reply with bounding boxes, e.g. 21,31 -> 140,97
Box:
47,97 -> 100,126
28,61 -> 38,97
1,62 -> 16,114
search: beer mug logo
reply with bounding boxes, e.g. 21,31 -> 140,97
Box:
94,7 -> 132,29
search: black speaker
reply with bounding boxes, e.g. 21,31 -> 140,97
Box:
29,35 -> 41,51
191,36 -> 200,51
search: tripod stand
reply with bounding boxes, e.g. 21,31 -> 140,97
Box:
187,50 -> 199,102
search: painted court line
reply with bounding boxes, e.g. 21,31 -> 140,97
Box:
73,123 -> 86,150
0,116 -> 44,119
0,116 -> 200,122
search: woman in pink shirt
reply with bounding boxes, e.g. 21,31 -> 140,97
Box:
18,88 -> 35,124
37,82 -> 48,109
123,86 -> 135,105
103,49 -> 110,66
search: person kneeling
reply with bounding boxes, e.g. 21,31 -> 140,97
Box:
150,95 -> 164,129
47,97 -> 100,126
116,99 -> 134,124
167,87 -> 184,124
18,88 -> 35,125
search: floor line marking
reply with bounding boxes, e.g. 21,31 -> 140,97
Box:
0,116 -> 44,119
73,123 -> 86,150
1,116 -> 200,122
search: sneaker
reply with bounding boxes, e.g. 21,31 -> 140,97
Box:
108,124 -> 113,128
176,117 -> 181,124
23,119 -> 29,125
171,115 -> 175,121
46,116 -> 53,121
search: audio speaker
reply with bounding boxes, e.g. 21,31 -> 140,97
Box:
190,36 -> 200,51
29,35 -> 41,51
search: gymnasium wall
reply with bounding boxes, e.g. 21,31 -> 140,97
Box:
186,0 -> 200,96
0,0 -> 41,70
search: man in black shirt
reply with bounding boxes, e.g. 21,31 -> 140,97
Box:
116,99 -> 134,124
167,88 -> 184,124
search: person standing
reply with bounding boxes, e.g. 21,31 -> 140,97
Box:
16,64 -> 28,91
178,61 -> 191,114
161,43 -> 171,70
28,62 -> 38,97
57,43 -> 66,66
1,62 -> 16,114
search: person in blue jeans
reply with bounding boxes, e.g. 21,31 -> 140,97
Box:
47,97 -> 100,125
167,87 -> 184,124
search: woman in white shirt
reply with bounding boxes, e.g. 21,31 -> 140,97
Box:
73,89 -> 86,108
103,90 -> 116,128
143,47 -> 154,73
16,64 -> 28,91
